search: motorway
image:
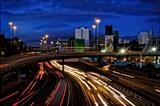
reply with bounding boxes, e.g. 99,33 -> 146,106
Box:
0,52 -> 160,105
79,59 -> 160,105
0,61 -> 88,106
50,60 -> 141,106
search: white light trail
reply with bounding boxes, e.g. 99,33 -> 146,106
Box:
97,93 -> 108,106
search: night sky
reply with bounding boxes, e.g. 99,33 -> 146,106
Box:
1,0 -> 160,42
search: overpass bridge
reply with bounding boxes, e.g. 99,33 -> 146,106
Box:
0,51 -> 160,76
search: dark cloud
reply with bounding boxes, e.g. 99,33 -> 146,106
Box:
2,0 -> 159,16
1,0 -> 159,41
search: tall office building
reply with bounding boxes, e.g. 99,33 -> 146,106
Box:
75,27 -> 90,47
104,25 -> 119,52
105,25 -> 113,35
113,31 -> 119,51
138,32 -> 150,45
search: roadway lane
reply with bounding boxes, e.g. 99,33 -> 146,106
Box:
50,60 -> 136,106
0,62 -> 46,105
19,61 -> 87,106
80,59 -> 160,105
1,60 -> 88,106
44,62 -> 88,106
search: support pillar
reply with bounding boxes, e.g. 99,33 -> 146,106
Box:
62,59 -> 64,72
155,55 -> 158,64
97,56 -> 103,66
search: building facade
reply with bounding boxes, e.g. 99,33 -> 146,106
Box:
104,25 -> 119,52
138,32 -> 150,45
75,27 -> 90,47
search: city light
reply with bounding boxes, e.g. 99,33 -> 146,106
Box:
92,24 -> 96,47
12,25 -> 17,39
95,18 -> 101,50
92,24 -> 96,29
12,26 -> 17,30
50,41 -> 54,45
151,47 -> 157,52
45,34 -> 49,39
95,18 -> 101,24
8,22 -> 13,27
120,48 -> 126,54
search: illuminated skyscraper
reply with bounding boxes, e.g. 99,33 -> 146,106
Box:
138,32 -> 150,45
75,27 -> 90,47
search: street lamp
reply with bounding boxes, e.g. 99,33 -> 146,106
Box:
8,22 -> 13,30
43,40 -> 47,44
140,52 -> 143,68
45,34 -> 49,39
120,48 -> 126,54
95,18 -> 101,50
45,34 -> 49,44
151,47 -> 158,64
12,25 -> 17,39
40,42 -> 42,46
151,47 -> 157,52
50,41 -> 53,45
92,24 -> 96,48
119,48 -> 127,61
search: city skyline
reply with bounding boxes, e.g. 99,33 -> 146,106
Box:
0,0 -> 159,41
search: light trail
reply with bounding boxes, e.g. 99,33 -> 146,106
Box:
155,89 -> 160,93
12,91 -> 34,106
112,71 -> 120,74
97,93 -> 108,106
29,102 -> 35,106
120,73 -> 135,78
50,60 -> 137,106
66,80 -> 70,106
108,86 -> 135,106
87,81 -> 97,90
44,62 -> 52,69
0,91 -> 18,102
91,94 -> 99,106
112,71 -> 135,78
28,82 -> 37,92
60,83 -> 67,106
113,95 -> 126,106
45,81 -> 61,105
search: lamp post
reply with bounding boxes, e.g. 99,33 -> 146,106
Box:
151,47 -> 157,64
151,47 -> 157,52
44,34 -> 49,52
92,24 -> 96,48
12,25 -> 17,40
8,22 -> 13,36
50,41 -> 53,45
95,18 -> 101,50
119,48 -> 126,61
50,41 -> 53,51
45,34 -> 49,45
120,48 -> 126,54
140,53 -> 142,68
